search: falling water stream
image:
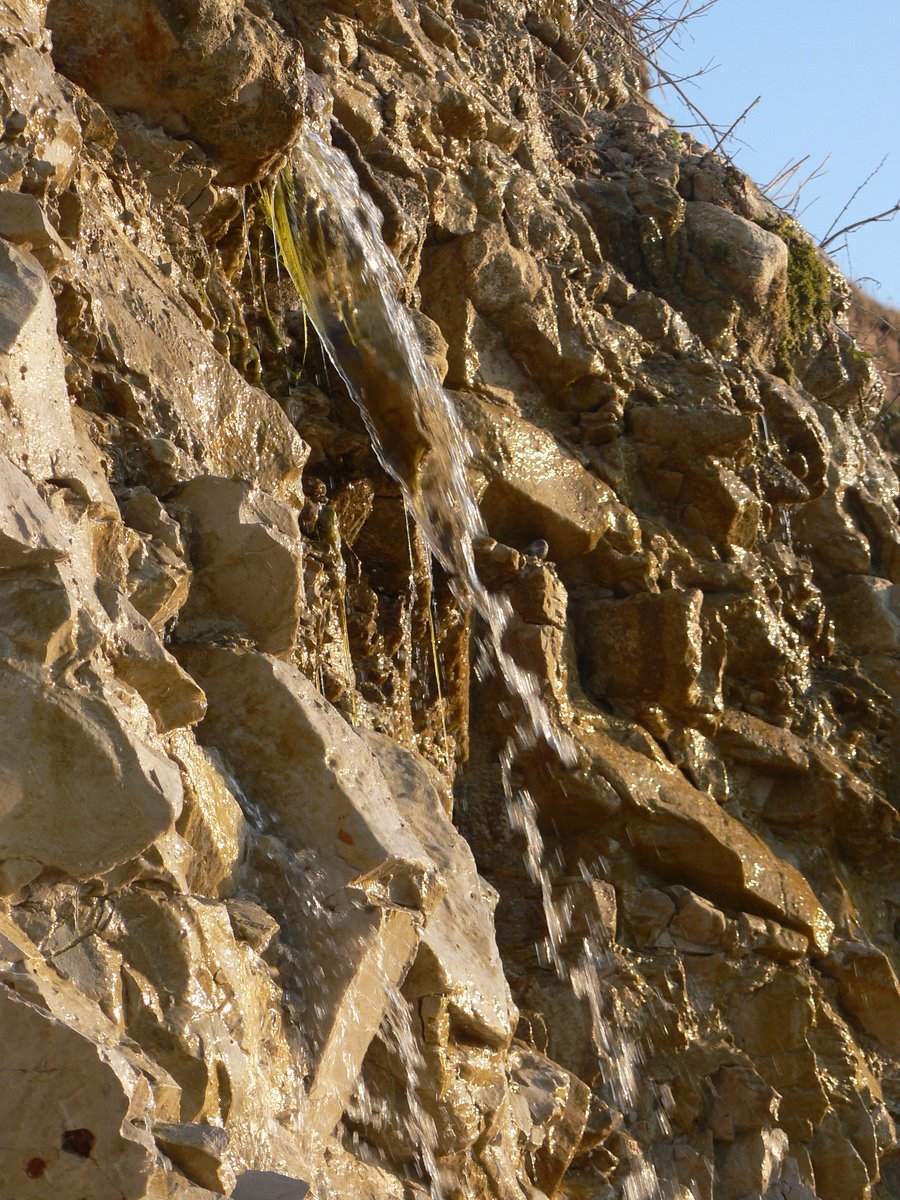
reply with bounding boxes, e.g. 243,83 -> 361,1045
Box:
272,130 -> 667,1200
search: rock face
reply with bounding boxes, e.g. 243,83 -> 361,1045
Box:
0,0 -> 897,1198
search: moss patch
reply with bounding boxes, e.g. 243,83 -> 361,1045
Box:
756,217 -> 832,379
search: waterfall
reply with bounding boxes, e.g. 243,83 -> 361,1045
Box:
272,130 -> 668,1200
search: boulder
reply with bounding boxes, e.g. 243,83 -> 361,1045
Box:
0,662 -> 183,882
581,726 -> 833,953
820,939 -> 900,1053
0,0 -> 82,194
71,212 -> 309,499
153,1123 -> 235,1193
167,730 -> 248,899
362,730 -> 516,1047
0,987 -> 156,1199
457,391 -> 626,561
107,593 -> 208,732
578,587 -> 706,717
232,1172 -> 310,1200
175,646 -> 443,1136
0,455 -> 68,569
175,477 -> 304,657
0,190 -> 68,274
0,241 -> 97,490
47,0 -> 305,184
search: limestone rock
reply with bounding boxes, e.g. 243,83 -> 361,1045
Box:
179,647 -> 439,898
578,587 -> 706,717
581,726 -> 833,952
363,730 -> 516,1047
0,663 -> 183,882
511,1045 -> 591,1195
154,1122 -> 235,1193
175,477 -> 304,657
175,645 -> 443,1136
458,391 -> 627,561
715,1127 -> 789,1200
680,201 -> 789,347
72,212 -> 309,499
0,189 -> 68,273
0,240 -> 96,490
108,593 -> 208,732
820,939 -> 900,1053
0,986 -> 156,1198
0,455 -> 68,568
168,731 -> 247,899
232,1171 -> 310,1200
47,0 -> 306,184
0,0 -> 82,193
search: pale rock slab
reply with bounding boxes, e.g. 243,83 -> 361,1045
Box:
0,987 -> 156,1199
175,476 -> 305,657
820,938 -> 900,1053
232,1171 -> 310,1200
0,241 -> 96,490
715,1128 -> 789,1200
362,729 -> 516,1047
0,662 -> 183,882
154,1122 -> 235,1193
176,646 -> 440,902
110,891 -> 302,1160
70,208 -> 309,499
0,454 -> 68,567
0,0 -> 82,192
0,188 -> 68,274
167,730 -> 248,900
107,591 -> 208,732
174,646 -> 443,1137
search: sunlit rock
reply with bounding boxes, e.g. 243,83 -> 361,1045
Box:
175,477 -> 305,657
362,730 -> 516,1047
0,663 -> 183,883
47,0 -> 305,185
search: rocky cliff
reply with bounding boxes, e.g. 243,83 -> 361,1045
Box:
0,1 -> 897,1198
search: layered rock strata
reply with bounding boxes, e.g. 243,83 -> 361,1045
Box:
0,1 -> 897,1198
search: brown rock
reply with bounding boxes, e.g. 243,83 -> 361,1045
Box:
458,392 -> 626,561
715,1127 -> 788,1200
175,477 -> 305,657
578,587 -> 706,717
582,728 -> 833,952
708,1064 -> 780,1142
820,939 -> 900,1053
47,0 -> 305,184
0,662 -> 183,882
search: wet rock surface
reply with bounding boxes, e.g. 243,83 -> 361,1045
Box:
0,0 -> 897,1198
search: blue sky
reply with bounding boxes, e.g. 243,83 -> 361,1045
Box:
649,0 -> 900,306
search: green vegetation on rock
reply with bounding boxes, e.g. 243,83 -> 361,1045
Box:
757,216 -> 832,378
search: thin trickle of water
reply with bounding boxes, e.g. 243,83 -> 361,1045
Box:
345,983 -> 445,1196
277,131 -> 668,1199
278,132 -> 570,766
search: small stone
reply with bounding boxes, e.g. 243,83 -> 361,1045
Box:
231,1171 -> 310,1200
154,1123 -> 235,1193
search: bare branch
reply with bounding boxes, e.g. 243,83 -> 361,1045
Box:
821,153 -> 890,245
701,94 -> 760,162
820,200 -> 900,251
